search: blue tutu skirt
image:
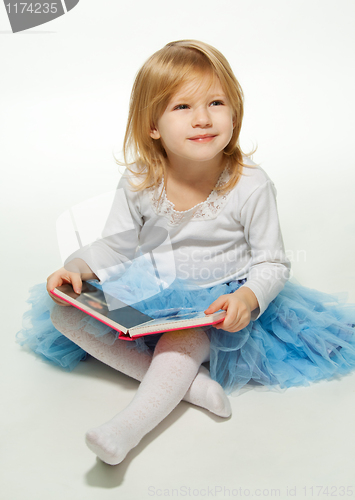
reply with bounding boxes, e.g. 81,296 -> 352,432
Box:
17,272 -> 355,395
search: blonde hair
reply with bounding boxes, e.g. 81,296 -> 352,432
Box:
119,40 -> 249,193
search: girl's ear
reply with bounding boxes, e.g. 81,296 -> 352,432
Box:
150,127 -> 161,140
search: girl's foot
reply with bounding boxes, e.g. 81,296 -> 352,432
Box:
184,365 -> 232,417
85,415 -> 138,465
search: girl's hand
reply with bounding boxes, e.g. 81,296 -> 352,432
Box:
47,266 -> 83,307
204,287 -> 259,332
46,258 -> 98,306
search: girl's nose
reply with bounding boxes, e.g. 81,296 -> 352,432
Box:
191,107 -> 212,128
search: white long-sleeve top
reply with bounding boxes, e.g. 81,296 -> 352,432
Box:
74,159 -> 290,320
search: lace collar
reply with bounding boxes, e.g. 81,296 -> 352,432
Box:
149,166 -> 233,225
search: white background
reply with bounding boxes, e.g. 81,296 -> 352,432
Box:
1,1 -> 354,499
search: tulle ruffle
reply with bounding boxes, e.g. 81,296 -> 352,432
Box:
207,282 -> 355,394
16,284 -> 87,371
17,277 -> 355,393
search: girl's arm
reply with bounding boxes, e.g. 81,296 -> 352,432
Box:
206,175 -> 290,332
237,179 -> 290,319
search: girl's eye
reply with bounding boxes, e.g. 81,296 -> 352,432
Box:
210,100 -> 224,106
174,104 -> 189,110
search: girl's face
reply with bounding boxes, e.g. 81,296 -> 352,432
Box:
150,75 -> 235,168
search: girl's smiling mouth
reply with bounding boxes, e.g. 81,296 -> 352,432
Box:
188,134 -> 217,142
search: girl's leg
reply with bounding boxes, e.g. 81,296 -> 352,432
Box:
51,305 -> 231,418
85,327 -> 213,465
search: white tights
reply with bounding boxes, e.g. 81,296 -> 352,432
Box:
51,305 -> 231,465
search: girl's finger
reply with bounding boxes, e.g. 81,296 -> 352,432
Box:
47,273 -> 73,306
215,310 -> 239,331
70,274 -> 82,295
47,272 -> 66,294
204,295 -> 227,314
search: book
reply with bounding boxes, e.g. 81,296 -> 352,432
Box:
51,281 -> 226,340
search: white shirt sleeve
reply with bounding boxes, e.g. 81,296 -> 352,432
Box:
68,172 -> 143,283
239,179 -> 291,319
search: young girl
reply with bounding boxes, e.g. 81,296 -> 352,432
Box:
18,40 -> 355,466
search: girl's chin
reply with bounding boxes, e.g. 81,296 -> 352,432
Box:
169,157 -> 224,166
167,150 -> 225,164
